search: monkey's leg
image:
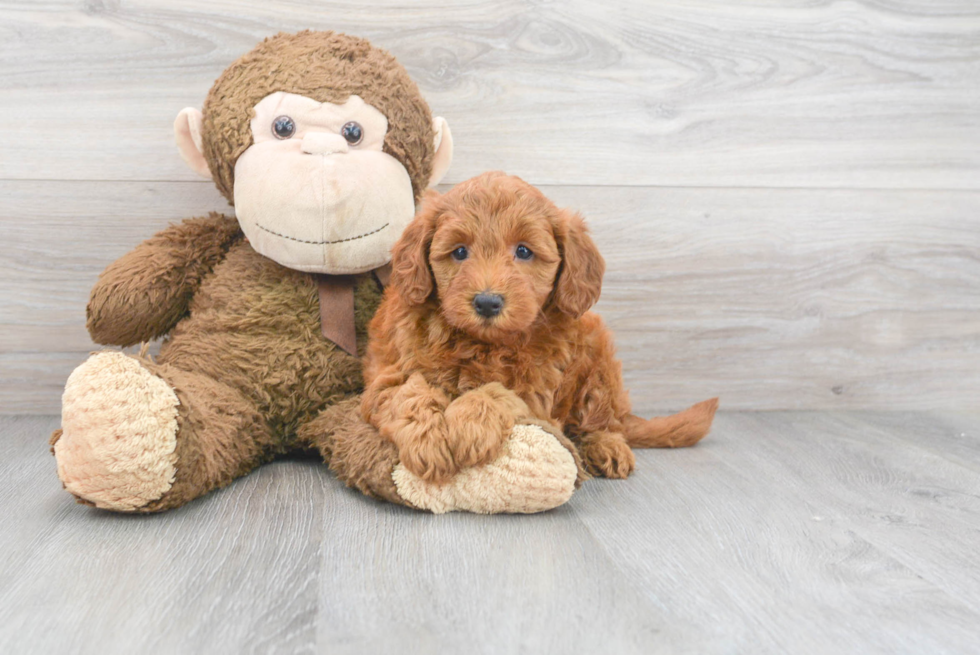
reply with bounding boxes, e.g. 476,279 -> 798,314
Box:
51,351 -> 276,512
299,398 -> 586,514
297,396 -> 411,507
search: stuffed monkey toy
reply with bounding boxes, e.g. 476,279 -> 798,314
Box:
50,31 -> 584,514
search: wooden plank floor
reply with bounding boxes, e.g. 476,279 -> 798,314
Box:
2,412 -> 979,654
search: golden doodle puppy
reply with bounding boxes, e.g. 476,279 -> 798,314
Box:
361,172 -> 718,483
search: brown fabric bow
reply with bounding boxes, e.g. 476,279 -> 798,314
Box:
316,264 -> 390,356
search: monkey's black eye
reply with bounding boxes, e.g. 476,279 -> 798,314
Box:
341,121 -> 363,145
515,244 -> 534,260
272,116 -> 295,139
451,246 -> 468,261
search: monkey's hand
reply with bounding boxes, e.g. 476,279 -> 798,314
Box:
87,213 -> 242,346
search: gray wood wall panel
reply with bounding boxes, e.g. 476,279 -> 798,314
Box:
2,180 -> 978,413
1,0 -> 978,188
1,0 -> 978,413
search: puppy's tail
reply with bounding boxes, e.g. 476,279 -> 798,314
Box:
622,398 -> 719,448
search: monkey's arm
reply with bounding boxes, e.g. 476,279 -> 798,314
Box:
87,212 -> 243,346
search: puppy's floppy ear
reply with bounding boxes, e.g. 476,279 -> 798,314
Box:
390,192 -> 440,305
552,209 -> 605,318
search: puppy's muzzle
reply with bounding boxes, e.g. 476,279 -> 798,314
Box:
473,292 -> 504,318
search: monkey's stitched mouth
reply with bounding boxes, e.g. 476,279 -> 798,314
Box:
255,222 -> 389,245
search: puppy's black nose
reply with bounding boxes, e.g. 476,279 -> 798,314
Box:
473,293 -> 504,318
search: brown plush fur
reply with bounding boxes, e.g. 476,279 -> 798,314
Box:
202,30 -> 434,204
86,213 -> 243,345
297,396 -> 411,507
77,213 -> 385,510
362,172 -> 718,483
54,31 -> 444,512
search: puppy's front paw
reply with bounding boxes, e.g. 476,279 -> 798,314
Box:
389,413 -> 460,484
444,418 -> 506,470
445,383 -> 531,469
578,431 -> 636,479
398,435 -> 458,484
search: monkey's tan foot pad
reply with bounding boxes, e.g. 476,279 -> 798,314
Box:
54,351 -> 180,512
392,423 -> 578,514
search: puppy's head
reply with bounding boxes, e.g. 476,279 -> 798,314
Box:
390,172 -> 605,342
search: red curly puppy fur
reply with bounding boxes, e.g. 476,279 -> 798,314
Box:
361,172 -> 718,483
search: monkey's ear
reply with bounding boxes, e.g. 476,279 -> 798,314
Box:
174,108 -> 212,179
427,117 -> 453,188
390,196 -> 440,305
551,209 -> 605,318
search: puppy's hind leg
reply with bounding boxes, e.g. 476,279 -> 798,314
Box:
576,430 -> 636,479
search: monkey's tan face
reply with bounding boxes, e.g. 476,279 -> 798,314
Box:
233,92 -> 416,274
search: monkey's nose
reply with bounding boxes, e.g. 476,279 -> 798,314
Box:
301,132 -> 349,155
473,293 -> 504,318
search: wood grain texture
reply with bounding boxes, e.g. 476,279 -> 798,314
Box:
2,180 -> 977,413
0,416 -> 323,655
573,411 -> 980,654
2,4 -> 977,650
0,0 -> 978,188
1,1 -> 978,412
3,412 -> 980,654
729,412 -> 980,611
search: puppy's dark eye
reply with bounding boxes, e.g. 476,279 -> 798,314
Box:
451,246 -> 468,261
272,116 -> 295,139
341,121 -> 363,145
515,244 -> 534,260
